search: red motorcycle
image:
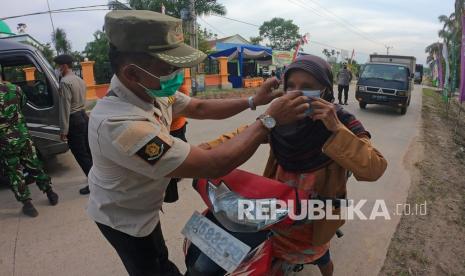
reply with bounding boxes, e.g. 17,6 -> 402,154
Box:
183,169 -> 324,276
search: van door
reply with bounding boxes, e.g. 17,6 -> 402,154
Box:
0,50 -> 68,156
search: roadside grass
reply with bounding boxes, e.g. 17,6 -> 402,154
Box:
379,87 -> 465,276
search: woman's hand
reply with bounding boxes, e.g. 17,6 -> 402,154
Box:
310,97 -> 344,132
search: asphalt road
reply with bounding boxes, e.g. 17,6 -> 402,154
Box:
0,85 -> 422,276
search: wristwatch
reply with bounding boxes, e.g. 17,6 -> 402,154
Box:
248,96 -> 256,110
257,114 -> 276,130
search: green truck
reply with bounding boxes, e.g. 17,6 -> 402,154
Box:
356,54 -> 416,115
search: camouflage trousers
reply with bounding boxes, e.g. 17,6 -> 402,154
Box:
0,138 -> 52,202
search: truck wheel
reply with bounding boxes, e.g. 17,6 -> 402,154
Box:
400,106 -> 407,115
359,102 -> 367,109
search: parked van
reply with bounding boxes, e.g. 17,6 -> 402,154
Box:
0,39 -> 68,157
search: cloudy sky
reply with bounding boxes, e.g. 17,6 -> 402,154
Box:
0,0 -> 455,65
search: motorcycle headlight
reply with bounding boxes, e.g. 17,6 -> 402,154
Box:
207,181 -> 288,232
358,86 -> 366,92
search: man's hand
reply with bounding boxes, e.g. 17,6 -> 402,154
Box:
265,91 -> 309,125
310,97 -> 344,132
253,77 -> 283,106
60,134 -> 68,142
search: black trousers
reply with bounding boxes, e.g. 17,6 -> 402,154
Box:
96,222 -> 182,276
164,122 -> 188,203
68,110 -> 93,176
337,85 -> 349,103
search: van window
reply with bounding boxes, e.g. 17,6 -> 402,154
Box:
0,54 -> 53,108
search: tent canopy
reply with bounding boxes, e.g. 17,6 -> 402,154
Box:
209,44 -> 272,61
208,44 -> 273,81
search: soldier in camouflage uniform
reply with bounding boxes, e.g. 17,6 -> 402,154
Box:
0,80 -> 59,217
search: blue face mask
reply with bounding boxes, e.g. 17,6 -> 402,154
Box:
132,64 -> 184,98
302,90 -> 321,115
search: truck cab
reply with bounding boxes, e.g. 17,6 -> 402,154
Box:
356,55 -> 415,115
0,39 -> 68,157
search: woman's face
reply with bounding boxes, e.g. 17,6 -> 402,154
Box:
286,70 -> 325,93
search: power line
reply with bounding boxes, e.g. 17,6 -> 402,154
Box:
206,13 -> 374,60
198,16 -> 226,36
287,0 -> 385,48
0,3 -> 129,20
210,14 -> 260,27
208,14 -> 349,52
300,0 -> 387,47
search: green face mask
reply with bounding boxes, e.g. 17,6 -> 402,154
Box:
133,64 -> 184,98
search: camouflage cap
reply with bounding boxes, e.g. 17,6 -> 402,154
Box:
105,10 -> 206,68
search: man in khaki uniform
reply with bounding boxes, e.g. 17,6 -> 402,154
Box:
88,10 -> 310,275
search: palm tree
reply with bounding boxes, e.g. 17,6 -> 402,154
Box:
128,0 -> 226,18
425,42 -> 442,69
52,28 -> 72,55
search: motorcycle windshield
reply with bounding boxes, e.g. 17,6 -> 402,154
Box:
208,180 -> 289,232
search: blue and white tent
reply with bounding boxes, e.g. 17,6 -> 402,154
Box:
208,43 -> 273,87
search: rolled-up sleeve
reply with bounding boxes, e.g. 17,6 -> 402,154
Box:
172,91 -> 191,117
322,126 -> 387,181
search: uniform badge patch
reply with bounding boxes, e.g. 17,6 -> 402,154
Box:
167,96 -> 176,105
137,136 -> 172,165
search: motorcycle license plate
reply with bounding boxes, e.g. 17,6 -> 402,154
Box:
182,212 -> 251,273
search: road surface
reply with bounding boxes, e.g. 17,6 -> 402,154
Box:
0,85 -> 422,276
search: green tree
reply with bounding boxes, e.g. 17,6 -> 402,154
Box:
128,0 -> 226,18
197,27 -> 217,53
84,30 -> 109,63
249,36 -> 263,46
84,30 -> 112,84
52,28 -> 72,55
41,43 -> 55,64
322,48 -> 331,59
259,17 -> 300,51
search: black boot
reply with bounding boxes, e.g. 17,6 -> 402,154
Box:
22,199 -> 39,217
46,188 -> 59,205
79,185 -> 90,195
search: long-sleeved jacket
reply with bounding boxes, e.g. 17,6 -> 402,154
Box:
201,125 -> 387,247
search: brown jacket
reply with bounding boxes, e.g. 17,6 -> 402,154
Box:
202,125 -> 387,246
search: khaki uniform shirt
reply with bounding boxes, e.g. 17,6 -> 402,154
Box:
87,75 -> 191,237
58,72 -> 87,134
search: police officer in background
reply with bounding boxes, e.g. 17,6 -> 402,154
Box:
54,54 -> 93,195
87,10 -> 310,276
336,63 -> 353,105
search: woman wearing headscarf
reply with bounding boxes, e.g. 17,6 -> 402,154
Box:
200,55 -> 387,276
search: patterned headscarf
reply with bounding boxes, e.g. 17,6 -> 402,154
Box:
283,55 -> 335,102
270,55 -> 369,173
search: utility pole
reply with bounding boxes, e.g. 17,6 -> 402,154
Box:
385,45 -> 393,55
46,0 -> 56,48
188,0 -> 198,96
